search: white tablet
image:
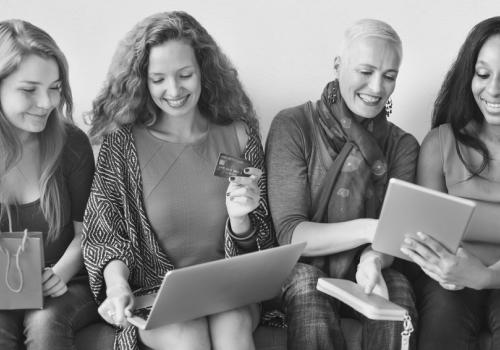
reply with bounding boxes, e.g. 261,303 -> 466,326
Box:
372,178 -> 476,261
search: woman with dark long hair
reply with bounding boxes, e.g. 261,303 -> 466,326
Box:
401,16 -> 500,349
82,11 -> 274,350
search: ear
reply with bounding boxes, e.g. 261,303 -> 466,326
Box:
333,56 -> 341,78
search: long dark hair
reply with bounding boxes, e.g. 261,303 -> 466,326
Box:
432,16 -> 500,175
88,11 -> 258,142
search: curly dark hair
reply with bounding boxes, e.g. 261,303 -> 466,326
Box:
432,16 -> 500,175
88,11 -> 258,141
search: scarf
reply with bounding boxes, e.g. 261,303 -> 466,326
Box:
304,80 -> 391,278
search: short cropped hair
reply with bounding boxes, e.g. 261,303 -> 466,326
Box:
339,18 -> 402,59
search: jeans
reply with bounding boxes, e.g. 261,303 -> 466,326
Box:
0,278 -> 98,350
415,274 -> 500,350
281,262 -> 417,350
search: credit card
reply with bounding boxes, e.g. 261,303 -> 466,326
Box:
213,153 -> 251,178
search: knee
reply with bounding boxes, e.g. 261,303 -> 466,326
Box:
139,318 -> 210,350
210,305 -> 256,334
282,263 -> 327,299
382,268 -> 416,312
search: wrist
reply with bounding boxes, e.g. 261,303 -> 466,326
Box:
106,282 -> 131,296
229,215 -> 251,235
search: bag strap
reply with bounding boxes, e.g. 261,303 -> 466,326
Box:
400,313 -> 414,350
0,229 -> 28,293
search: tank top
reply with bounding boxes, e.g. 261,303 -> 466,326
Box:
133,122 -> 242,268
439,124 -> 500,242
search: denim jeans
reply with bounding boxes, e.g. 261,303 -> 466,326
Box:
0,278 -> 98,350
415,274 -> 500,350
281,262 -> 417,350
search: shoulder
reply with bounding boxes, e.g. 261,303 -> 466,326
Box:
420,124 -> 453,156
386,121 -> 420,155
268,102 -> 312,142
418,127 -> 444,169
271,103 -> 311,130
63,123 -> 93,159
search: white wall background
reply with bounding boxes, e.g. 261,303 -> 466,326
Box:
1,0 -> 499,142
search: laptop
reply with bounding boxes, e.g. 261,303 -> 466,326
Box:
127,242 -> 306,330
372,178 -> 476,262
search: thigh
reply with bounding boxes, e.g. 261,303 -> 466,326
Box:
415,274 -> 485,350
208,304 -> 259,350
209,303 -> 260,333
358,268 -> 417,350
139,317 -> 210,350
0,310 -> 23,350
487,289 -> 500,347
25,278 -> 98,331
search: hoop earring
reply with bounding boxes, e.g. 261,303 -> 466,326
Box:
327,80 -> 338,105
385,98 -> 393,118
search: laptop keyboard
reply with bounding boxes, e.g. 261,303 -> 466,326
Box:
132,306 -> 152,320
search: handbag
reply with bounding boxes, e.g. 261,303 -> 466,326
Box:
0,212 -> 44,310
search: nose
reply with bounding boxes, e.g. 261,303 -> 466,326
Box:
164,77 -> 180,97
367,74 -> 383,94
35,90 -> 54,110
486,75 -> 500,96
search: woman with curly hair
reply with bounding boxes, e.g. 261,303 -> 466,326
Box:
82,11 -> 275,350
0,19 -> 97,349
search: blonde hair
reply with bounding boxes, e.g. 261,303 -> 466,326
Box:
0,19 -> 72,240
340,18 -> 402,59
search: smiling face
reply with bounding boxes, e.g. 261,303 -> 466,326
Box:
0,54 -> 61,138
471,34 -> 500,126
147,40 -> 202,120
336,36 -> 401,119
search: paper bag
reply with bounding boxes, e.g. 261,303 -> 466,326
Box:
0,230 -> 44,309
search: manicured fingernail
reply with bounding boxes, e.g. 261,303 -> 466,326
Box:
400,247 -> 409,254
417,232 -> 425,239
403,237 -> 412,245
244,168 -> 250,173
229,176 -> 236,181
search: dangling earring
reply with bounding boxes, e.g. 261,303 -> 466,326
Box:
327,80 -> 338,105
385,98 -> 393,118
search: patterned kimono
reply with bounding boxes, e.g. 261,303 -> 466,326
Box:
82,123 -> 275,350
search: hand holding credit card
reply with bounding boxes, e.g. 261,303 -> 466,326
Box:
213,153 -> 251,178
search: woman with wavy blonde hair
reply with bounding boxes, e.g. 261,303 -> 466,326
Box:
0,19 -> 97,349
82,11 -> 274,350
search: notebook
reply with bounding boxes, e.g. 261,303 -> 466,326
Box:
127,242 -> 306,330
317,278 -> 407,321
372,178 -> 476,261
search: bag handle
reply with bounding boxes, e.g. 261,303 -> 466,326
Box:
400,313 -> 414,350
0,229 -> 28,293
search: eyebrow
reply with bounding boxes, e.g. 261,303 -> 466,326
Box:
357,64 -> 399,74
20,79 -> 61,85
148,66 -> 194,75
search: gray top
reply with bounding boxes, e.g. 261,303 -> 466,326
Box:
265,102 -> 419,245
133,122 -> 241,268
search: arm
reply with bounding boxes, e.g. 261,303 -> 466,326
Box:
82,132 -> 135,303
401,128 -> 493,289
225,123 -> 275,253
50,222 -> 84,283
44,127 -> 96,297
266,111 -> 375,256
356,131 -> 418,296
